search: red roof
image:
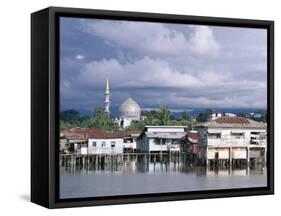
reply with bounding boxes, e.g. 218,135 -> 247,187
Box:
215,117 -> 250,125
61,128 -> 103,139
126,130 -> 141,134
187,132 -> 198,141
61,128 -> 136,139
86,131 -> 127,139
181,131 -> 198,143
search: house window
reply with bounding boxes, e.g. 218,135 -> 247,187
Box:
154,138 -> 165,145
231,132 -> 244,139
111,141 -> 116,148
92,141 -> 96,147
102,141 -> 106,148
208,133 -> 221,139
250,131 -> 266,145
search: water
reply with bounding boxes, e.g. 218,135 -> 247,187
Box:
60,156 -> 267,199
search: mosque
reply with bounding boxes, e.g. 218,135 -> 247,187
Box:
104,78 -> 142,128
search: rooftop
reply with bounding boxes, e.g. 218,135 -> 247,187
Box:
194,117 -> 266,129
145,125 -> 187,128
61,128 -> 140,139
87,131 -> 127,139
126,130 -> 142,134
145,132 -> 187,139
181,131 -> 198,143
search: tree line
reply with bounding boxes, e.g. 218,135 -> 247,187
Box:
60,106 -> 267,132
60,107 -> 119,131
60,105 -> 196,131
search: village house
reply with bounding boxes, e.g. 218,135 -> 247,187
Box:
87,131 -> 125,155
123,130 -> 141,152
137,126 -> 187,153
180,131 -> 199,161
194,116 -> 267,166
60,128 -> 95,154
60,128 -> 140,155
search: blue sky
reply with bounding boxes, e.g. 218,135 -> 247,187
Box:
60,17 -> 267,112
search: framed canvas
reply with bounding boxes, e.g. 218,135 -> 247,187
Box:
31,6 -> 274,208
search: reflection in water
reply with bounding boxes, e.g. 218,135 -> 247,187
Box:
60,154 -> 266,177
60,154 -> 267,199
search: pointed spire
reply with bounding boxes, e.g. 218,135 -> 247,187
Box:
105,78 -> 109,93
104,78 -> 110,113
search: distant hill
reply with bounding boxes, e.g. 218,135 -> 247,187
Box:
68,107 -> 266,119
172,108 -> 266,119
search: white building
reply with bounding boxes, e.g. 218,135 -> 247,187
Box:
87,132 -> 124,155
194,116 -> 267,165
137,126 -> 187,153
208,112 -> 223,121
224,113 -> 237,117
102,78 -> 142,128
208,112 -> 237,121
123,130 -> 141,152
116,97 -> 141,128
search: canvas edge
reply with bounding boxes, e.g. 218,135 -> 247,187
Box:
31,6 -> 274,209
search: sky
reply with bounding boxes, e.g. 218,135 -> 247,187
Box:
60,17 -> 267,112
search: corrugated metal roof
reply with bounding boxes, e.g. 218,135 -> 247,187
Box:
145,132 -> 186,139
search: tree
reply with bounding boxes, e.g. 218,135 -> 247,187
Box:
60,109 -> 80,124
80,117 -> 93,128
180,111 -> 189,121
158,105 -> 171,125
167,119 -> 182,126
151,118 -> 161,125
237,112 -> 247,118
127,120 -> 145,131
60,120 -> 75,130
196,108 -> 213,122
91,107 -> 120,131
142,110 -> 159,125
59,108 -> 120,131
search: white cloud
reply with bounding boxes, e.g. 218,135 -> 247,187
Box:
81,20 -> 220,58
76,54 -> 85,60
78,57 -> 203,89
189,26 -> 220,56
74,56 -> 266,109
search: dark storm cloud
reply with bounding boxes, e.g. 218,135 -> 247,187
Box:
60,17 -> 267,111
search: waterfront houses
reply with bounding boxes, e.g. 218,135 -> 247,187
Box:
194,116 -> 267,166
60,128 -> 95,154
123,130 -> 141,152
60,128 -> 141,155
180,131 -> 199,161
87,132 -> 125,155
60,116 -> 267,167
137,126 -> 187,153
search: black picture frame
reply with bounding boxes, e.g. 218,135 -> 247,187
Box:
31,6 -> 274,208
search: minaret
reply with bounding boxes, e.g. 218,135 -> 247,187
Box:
104,78 -> 110,114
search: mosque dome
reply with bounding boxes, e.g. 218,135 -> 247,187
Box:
119,97 -> 141,119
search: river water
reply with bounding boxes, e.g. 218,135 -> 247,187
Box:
60,156 -> 267,199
